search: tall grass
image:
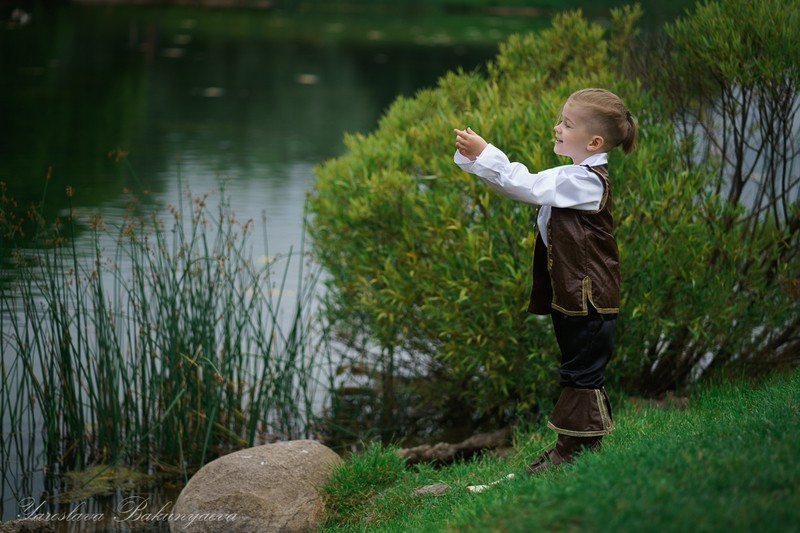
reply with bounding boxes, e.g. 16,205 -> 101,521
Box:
0,180 -> 326,481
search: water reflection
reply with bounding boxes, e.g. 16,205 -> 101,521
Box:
1,6 -> 519,234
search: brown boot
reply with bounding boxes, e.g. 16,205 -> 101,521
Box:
548,387 -> 614,437
525,387 -> 613,476
525,434 -> 602,475
525,447 -> 564,475
556,434 -> 603,456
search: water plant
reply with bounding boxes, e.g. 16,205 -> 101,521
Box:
0,177 -> 326,489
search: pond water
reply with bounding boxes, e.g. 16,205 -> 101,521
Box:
1,5 -> 533,264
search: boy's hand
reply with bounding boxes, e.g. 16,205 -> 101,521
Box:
453,127 -> 488,161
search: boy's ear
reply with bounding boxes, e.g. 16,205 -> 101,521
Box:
587,135 -> 606,152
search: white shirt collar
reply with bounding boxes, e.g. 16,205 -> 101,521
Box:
577,152 -> 608,166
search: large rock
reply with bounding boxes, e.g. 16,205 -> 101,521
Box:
169,440 -> 342,533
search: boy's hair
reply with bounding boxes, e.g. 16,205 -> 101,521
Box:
567,88 -> 637,154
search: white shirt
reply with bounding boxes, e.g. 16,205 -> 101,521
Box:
454,145 -> 607,246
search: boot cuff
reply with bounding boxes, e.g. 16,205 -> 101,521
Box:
547,387 -> 614,437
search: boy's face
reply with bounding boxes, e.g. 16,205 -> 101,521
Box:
553,101 -> 602,164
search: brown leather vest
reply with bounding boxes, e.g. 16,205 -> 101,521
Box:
527,164 -> 620,316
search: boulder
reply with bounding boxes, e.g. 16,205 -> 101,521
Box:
169,440 -> 342,533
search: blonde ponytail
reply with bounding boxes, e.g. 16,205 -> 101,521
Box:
621,111 -> 637,155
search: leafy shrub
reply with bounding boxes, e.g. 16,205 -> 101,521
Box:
308,4 -> 799,432
657,0 -> 800,221
620,0 -> 800,393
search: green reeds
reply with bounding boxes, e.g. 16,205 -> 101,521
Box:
1,182 -> 325,480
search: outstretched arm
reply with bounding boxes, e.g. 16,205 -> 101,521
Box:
453,140 -> 606,210
453,127 -> 488,161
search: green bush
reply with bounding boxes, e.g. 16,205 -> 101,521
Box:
621,0 -> 800,394
308,4 -> 799,431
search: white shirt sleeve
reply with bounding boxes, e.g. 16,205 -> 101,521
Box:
454,144 -> 605,211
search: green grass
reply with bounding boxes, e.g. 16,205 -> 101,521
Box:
322,368 -> 800,532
